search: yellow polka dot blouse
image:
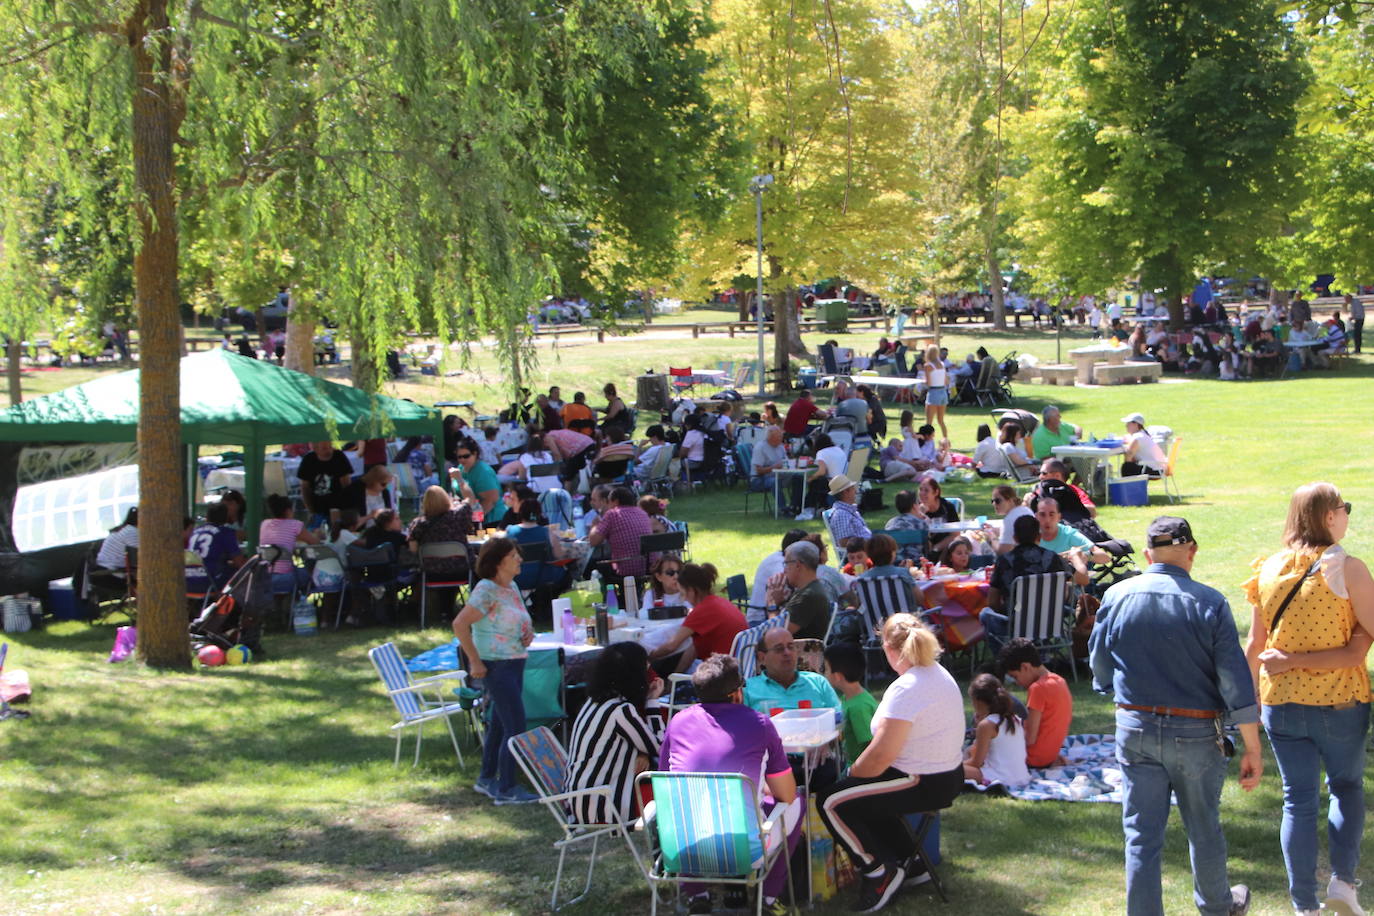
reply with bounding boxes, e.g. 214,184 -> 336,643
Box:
1243,548 -> 1371,707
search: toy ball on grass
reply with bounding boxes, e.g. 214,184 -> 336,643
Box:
224,645 -> 252,665
197,645 -> 226,667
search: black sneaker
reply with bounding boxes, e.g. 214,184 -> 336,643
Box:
900,858 -> 932,888
853,864 -> 905,913
687,892 -> 713,915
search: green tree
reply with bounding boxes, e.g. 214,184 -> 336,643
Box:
1008,0 -> 1309,325
676,0 -> 931,386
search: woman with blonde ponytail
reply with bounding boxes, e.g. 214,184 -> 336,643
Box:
817,613 -> 965,912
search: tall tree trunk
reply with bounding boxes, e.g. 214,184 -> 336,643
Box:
6,337 -> 21,406
986,247 -> 1007,331
738,292 -> 750,323
772,289 -> 790,394
128,0 -> 189,668
506,325 -> 524,393
351,334 -> 381,392
283,304 -> 315,376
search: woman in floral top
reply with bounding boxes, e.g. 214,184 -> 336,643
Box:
453,537 -> 536,805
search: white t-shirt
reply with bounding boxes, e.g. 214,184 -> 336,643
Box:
973,437 -> 1007,474
750,551 -> 786,620
999,505 -> 1033,546
978,714 -> 1030,787
815,445 -> 847,478
682,429 -> 706,463
520,451 -> 560,492
641,588 -> 690,610
1125,431 -> 1167,471
874,662 -> 965,775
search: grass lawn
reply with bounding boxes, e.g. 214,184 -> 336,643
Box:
4,324 -> 1373,914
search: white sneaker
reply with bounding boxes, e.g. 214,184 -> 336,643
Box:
1326,877 -> 1365,916
795,508 -> 815,521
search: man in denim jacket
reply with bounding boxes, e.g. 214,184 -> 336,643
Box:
1090,516 -> 1263,916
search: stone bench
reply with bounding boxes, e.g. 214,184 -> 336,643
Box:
1092,361 -> 1162,385
1038,364 -> 1077,386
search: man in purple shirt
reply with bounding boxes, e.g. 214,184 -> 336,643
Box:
659,655 -> 801,915
588,486 -> 654,577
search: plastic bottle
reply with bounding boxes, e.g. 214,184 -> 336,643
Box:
605,586 -> 619,614
562,608 -> 577,644
472,507 -> 485,535
573,502 -> 586,539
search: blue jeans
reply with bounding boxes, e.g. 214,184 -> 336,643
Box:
1262,701 -> 1370,910
477,657 -> 527,792
271,568 -> 307,595
1115,709 -> 1233,916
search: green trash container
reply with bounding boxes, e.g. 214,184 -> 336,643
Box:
819,298 -> 849,332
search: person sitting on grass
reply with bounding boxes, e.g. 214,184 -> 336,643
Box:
962,673 -> 1030,788
998,637 -> 1072,769
824,643 -> 878,766
659,654 -> 802,916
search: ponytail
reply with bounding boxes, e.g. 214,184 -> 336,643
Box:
881,613 -> 941,668
969,673 -> 1018,735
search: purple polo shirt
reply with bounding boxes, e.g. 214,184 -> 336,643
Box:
659,702 -> 791,791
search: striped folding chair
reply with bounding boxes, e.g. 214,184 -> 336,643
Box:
509,726 -> 648,910
729,611 -> 790,681
418,541 -> 471,629
852,575 -> 919,640
1008,571 -> 1078,680
367,641 -> 470,766
636,771 -> 795,916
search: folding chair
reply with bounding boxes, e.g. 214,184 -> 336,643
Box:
888,527 -> 927,562
844,445 -> 871,483
820,508 -> 843,566
639,530 -> 687,567
418,541 -> 471,629
388,462 -> 421,511
729,611 -> 790,680
853,575 -> 919,682
1160,436 -> 1183,504
668,366 -> 695,397
641,444 -> 678,498
509,726 -> 648,910
367,641 -> 470,766
296,544 -> 348,625
1008,571 -> 1078,680
183,549 -> 213,613
344,542 -> 397,626
947,496 -> 964,517
724,573 -> 768,621
637,771 -> 796,916
737,443 -> 774,516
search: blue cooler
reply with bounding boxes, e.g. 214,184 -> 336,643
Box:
46,577 -> 93,620
1108,475 -> 1150,507
798,367 -> 818,389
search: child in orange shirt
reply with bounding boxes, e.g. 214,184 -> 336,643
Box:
998,638 -> 1071,768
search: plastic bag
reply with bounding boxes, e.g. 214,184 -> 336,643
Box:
108,625 -> 137,663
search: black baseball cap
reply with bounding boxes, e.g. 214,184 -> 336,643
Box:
1147,516 -> 1197,548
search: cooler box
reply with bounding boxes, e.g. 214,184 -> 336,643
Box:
1108,475 -> 1149,507
45,577 -> 92,620
798,367 -> 819,389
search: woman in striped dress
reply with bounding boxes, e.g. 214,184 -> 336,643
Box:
565,642 -> 663,825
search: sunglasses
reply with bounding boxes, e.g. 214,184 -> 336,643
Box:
661,569 -> 680,577
454,453 -> 473,460
990,497 -> 1003,506
1343,501 -> 1353,515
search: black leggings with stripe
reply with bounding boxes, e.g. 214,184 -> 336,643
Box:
817,765 -> 963,872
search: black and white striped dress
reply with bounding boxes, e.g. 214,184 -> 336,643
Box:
565,698 -> 662,825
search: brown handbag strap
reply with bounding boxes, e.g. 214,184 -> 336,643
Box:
1269,559 -> 1319,633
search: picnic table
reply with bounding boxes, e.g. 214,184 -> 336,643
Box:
1051,441 -> 1126,503
1067,344 -> 1131,384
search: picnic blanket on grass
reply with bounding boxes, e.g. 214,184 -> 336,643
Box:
966,734 -> 1130,804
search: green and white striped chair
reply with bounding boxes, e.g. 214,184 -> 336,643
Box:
636,771 -> 794,916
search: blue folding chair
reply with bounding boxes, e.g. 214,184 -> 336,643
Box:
367,641 -> 470,766
637,771 -> 795,916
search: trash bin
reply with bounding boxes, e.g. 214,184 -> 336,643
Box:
635,373 -> 670,413
819,298 -> 849,332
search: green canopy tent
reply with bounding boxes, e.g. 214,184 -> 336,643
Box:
0,349 -> 443,553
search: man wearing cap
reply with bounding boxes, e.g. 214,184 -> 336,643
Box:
1031,405 -> 1080,461
1089,516 -> 1262,916
826,474 -> 872,544
1121,413 -> 1168,478
765,540 -> 834,640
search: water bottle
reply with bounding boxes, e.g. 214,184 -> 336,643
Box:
561,608 -> 577,645
573,502 -> 586,539
605,586 -> 619,614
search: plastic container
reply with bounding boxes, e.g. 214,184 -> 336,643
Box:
46,577 -> 91,620
772,707 -> 836,747
1107,475 -> 1149,507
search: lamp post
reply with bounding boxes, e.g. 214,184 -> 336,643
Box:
749,174 -> 773,397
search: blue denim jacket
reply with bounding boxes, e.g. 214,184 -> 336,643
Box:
1089,563 -> 1258,725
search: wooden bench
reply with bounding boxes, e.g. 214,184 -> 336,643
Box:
1092,361 -> 1163,385
1038,364 -> 1077,386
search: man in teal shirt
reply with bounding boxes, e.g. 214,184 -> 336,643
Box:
743,627 -> 841,713
1029,404 -> 1079,459
449,437 -> 506,524
1035,498 -> 1107,581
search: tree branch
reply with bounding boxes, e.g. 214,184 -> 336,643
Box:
187,1 -> 299,46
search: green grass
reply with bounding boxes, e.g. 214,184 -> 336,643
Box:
5,326 -> 1374,914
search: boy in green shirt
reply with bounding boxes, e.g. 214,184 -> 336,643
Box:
823,644 -> 879,764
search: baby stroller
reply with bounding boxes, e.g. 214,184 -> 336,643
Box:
190,547 -> 274,655
1088,539 -> 1141,598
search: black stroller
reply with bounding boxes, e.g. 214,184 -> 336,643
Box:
190,546 -> 275,655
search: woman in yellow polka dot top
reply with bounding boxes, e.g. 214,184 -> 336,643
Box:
1243,482 -> 1373,916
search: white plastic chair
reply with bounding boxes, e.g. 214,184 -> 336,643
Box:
368,641 -> 470,766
